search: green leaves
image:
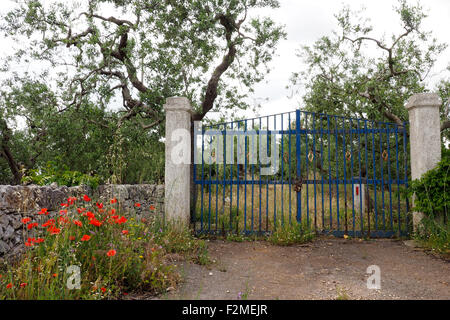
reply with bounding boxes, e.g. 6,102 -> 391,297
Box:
290,0 -> 447,127
410,147 -> 450,219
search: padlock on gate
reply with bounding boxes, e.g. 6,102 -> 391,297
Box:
293,176 -> 303,193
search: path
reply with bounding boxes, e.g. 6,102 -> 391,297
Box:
157,238 -> 449,300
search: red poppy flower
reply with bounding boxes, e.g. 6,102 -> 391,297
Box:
60,203 -> 68,207
90,218 -> 102,227
106,249 -> 116,257
27,222 -> 38,230
22,217 -> 31,224
121,230 -> 129,235
149,205 -> 155,211
110,198 -> 117,204
59,209 -> 68,215
73,220 -> 82,227
48,226 -> 61,235
52,273 -> 58,278
33,238 -> 45,244
85,211 -> 95,219
67,197 -> 77,205
81,235 -> 91,242
83,194 -> 91,202
109,209 -> 116,215
69,236 -> 76,241
101,287 -> 106,293
96,202 -> 104,209
20,283 -> 27,288
25,241 -> 34,247
58,216 -> 69,224
38,208 -> 48,215
6,283 -> 13,289
42,219 -> 55,227
115,216 -> 127,225
134,203 -> 141,207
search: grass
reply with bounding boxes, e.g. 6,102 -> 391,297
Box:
335,287 -> 351,300
268,220 -> 315,246
0,196 -> 209,299
414,215 -> 450,259
195,178 -> 411,237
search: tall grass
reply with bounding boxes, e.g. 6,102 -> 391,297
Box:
414,215 -> 450,259
0,196 -> 207,299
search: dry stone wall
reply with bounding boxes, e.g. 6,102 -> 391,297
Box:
0,184 -> 164,257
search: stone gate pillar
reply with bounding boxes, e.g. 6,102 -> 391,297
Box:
164,97 -> 192,226
405,93 -> 442,231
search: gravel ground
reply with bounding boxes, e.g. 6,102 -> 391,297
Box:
154,238 -> 449,300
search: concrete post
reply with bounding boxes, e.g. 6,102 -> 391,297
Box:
405,93 -> 442,231
164,97 -> 192,226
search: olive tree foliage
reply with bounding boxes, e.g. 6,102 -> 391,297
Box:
290,0 -> 449,133
0,0 -> 285,184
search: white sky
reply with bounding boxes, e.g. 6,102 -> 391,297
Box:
0,0 -> 449,124
248,0 -> 450,119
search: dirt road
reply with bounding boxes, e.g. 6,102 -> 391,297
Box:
160,238 -> 449,300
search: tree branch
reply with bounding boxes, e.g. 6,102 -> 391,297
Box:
193,14 -> 238,120
441,120 -> 450,132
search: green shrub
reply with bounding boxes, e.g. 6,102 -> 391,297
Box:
409,147 -> 450,219
409,147 -> 449,257
21,160 -> 102,189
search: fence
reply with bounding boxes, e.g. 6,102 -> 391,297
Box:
163,93 -> 443,238
193,110 -> 410,238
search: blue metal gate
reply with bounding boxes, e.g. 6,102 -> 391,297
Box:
193,110 -> 410,238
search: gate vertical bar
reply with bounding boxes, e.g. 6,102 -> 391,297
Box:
236,121 -> 241,234
305,113 -> 310,226
281,114 -> 285,227
251,119 -> 255,233
395,125 -> 401,234
371,120 -> 378,231
229,122 -> 233,232
259,118 -> 262,233
343,117 -> 348,234
208,135 -> 212,232
327,115 -> 332,230
215,131 -> 219,233
334,116 -> 340,231
356,119 -> 363,234
350,119 -> 356,236
288,113 -> 292,225
200,130 -> 205,232
320,115 -> 325,230
244,120 -> 248,233
193,128 -> 197,231
266,117 -> 269,231
223,126 -> 227,233
296,110 -> 302,223
380,123 -> 386,230
273,116 -> 277,229
312,113 -> 317,231
363,120 -> 370,236
387,124 -> 394,231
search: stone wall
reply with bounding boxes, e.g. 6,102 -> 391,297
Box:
0,184 -> 164,257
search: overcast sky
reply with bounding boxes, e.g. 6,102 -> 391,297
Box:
249,0 -> 450,119
0,0 -> 449,123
